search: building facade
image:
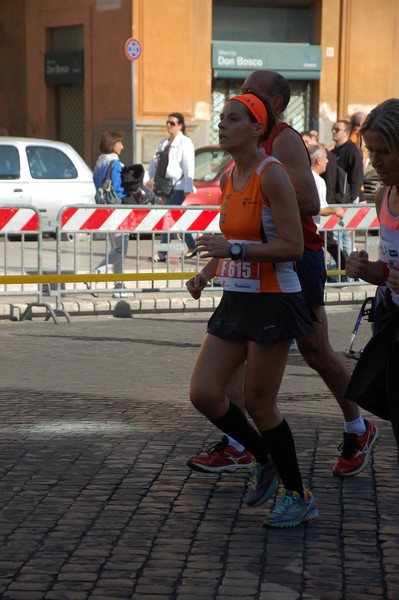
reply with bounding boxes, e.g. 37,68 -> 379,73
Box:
1,0 -> 399,168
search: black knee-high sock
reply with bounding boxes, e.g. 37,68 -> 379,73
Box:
260,419 -> 304,497
212,403 -> 269,464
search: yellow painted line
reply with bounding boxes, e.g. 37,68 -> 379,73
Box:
0,272 -> 197,284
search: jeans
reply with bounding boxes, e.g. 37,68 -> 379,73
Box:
328,197 -> 359,282
328,230 -> 352,282
159,189 -> 196,257
95,232 -> 129,274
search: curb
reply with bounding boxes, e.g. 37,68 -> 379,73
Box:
0,285 -> 376,321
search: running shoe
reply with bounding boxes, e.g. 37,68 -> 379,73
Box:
333,419 -> 380,476
245,461 -> 280,507
187,436 -> 254,473
112,282 -> 133,298
262,489 -> 319,529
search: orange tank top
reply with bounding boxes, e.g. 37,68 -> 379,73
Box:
216,156 -> 302,294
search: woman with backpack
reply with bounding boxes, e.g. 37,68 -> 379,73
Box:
92,130 -> 130,298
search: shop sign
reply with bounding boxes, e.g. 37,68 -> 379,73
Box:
97,0 -> 121,10
45,52 -> 84,85
212,41 -> 321,79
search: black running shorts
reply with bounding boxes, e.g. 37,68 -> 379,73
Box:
207,291 -> 314,344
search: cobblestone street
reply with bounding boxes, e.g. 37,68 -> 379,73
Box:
0,311 -> 398,600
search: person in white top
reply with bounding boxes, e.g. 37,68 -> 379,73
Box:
307,142 -> 348,283
146,112 -> 196,261
307,143 -> 344,229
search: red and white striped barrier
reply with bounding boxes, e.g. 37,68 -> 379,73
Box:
320,205 -> 379,230
0,207 -> 40,232
59,206 -> 221,233
0,205 -> 379,233
59,205 -> 379,233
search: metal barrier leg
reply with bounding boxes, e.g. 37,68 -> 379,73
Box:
20,302 -> 72,325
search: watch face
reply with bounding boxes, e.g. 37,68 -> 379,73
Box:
230,243 -> 242,258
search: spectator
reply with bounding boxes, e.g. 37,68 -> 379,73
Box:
331,120 -> 364,264
146,113 -> 196,262
308,142 -> 345,229
302,132 -> 348,280
302,131 -> 349,205
187,92 -> 318,528
92,130 -> 131,298
350,111 -> 369,164
331,120 -> 364,203
350,111 -> 369,201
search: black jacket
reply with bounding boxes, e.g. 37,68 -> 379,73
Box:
346,289 -> 399,461
321,150 -> 350,204
331,140 -> 364,202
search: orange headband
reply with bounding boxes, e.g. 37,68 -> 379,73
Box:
228,93 -> 268,133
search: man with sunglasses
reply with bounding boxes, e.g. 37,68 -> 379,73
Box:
331,120 -> 364,204
330,120 -> 364,272
187,70 -> 378,496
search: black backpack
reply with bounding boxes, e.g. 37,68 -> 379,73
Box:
121,164 -> 160,205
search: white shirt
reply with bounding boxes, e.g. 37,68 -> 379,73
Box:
147,131 -> 195,193
312,170 -> 328,230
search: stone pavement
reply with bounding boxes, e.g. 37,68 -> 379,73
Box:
0,308 -> 398,600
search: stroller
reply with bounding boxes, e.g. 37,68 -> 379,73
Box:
121,164 -> 160,205
345,296 -> 375,360
344,286 -> 386,359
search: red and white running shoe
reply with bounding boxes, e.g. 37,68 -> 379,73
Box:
333,420 -> 380,476
187,436 -> 254,473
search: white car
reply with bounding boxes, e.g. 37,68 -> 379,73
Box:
0,137 -> 96,233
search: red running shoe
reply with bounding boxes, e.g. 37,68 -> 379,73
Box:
333,420 -> 380,476
187,436 -> 254,473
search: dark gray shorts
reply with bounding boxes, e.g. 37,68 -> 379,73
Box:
207,291 -> 314,344
296,247 -> 326,307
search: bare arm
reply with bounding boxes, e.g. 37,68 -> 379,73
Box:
195,162 -> 303,263
345,187 -> 386,284
272,128 -> 320,216
319,206 -> 344,218
186,171 -> 229,299
186,258 -> 219,299
376,186 -> 399,293
345,250 -> 386,284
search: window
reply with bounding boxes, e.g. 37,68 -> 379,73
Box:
213,2 -> 312,44
26,146 -> 78,179
195,148 -> 231,182
0,146 -> 20,179
210,79 -> 313,144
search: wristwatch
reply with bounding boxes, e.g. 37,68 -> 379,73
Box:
229,242 -> 244,260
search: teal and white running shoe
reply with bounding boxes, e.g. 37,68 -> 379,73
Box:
262,488 -> 319,528
245,461 -> 280,507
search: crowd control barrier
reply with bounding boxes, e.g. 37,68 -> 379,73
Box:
54,205 -> 222,299
319,204 -> 379,281
0,205 -> 74,322
55,203 -> 379,296
0,205 -> 42,298
0,203 -> 380,321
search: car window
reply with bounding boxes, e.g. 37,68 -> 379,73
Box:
194,149 -> 231,182
26,145 -> 78,179
0,145 -> 20,179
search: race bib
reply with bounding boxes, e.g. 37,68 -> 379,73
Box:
379,236 -> 399,306
379,237 -> 399,268
216,258 -> 260,293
